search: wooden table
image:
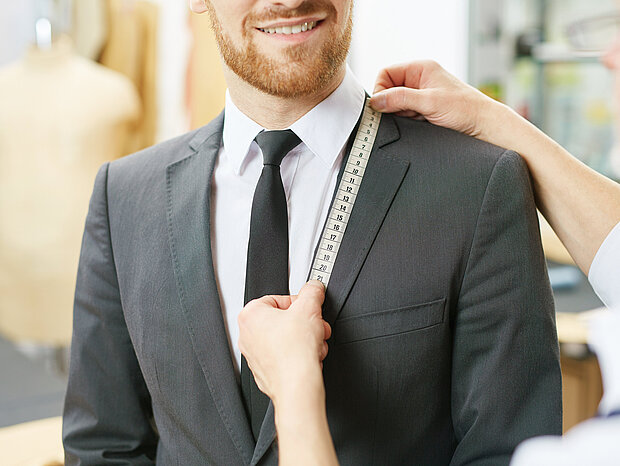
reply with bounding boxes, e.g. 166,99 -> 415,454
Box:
556,309 -> 607,432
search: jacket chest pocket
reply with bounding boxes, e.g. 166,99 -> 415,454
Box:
332,298 -> 446,345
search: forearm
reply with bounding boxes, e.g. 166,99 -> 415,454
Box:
273,365 -> 338,466
478,103 -> 620,274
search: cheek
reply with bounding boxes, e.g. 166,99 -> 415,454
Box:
342,1 -> 354,17
209,1 -> 247,31
337,0 -> 354,30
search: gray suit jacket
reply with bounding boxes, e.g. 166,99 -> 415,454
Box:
63,111 -> 562,465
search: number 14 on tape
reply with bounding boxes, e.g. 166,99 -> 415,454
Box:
309,98 -> 382,287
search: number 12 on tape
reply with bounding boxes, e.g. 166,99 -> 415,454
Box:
309,98 -> 382,287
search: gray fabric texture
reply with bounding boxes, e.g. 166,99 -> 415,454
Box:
62,111 -> 562,465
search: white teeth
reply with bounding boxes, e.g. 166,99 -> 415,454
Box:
259,21 -> 317,34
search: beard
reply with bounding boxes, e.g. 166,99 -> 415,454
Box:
206,1 -> 353,98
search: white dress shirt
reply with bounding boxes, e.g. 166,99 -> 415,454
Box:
211,68 -> 365,373
589,220 -> 620,309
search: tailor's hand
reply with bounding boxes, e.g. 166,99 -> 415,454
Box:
238,280 -> 332,403
370,60 -> 505,141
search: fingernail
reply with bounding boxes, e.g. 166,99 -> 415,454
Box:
308,279 -> 325,290
370,94 -> 386,111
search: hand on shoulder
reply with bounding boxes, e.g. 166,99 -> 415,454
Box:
370,60 -> 511,144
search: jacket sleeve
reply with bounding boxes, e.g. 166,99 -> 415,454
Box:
450,150 -> 562,466
63,163 -> 158,465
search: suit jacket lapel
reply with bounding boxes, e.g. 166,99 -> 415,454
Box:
251,404 -> 277,466
166,113 -> 255,464
251,114 -> 409,465
322,113 -> 409,327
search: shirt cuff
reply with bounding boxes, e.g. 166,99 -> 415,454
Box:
589,221 -> 620,309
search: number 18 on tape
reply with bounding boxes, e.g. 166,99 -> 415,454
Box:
309,98 -> 382,287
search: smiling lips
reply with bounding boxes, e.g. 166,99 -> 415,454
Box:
258,21 -> 319,35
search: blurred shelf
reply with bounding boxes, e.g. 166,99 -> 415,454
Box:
550,263 -> 604,314
556,307 -> 609,345
0,336 -> 66,428
0,417 -> 63,466
531,43 -> 602,64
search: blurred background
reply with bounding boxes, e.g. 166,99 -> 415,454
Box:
0,0 -> 616,463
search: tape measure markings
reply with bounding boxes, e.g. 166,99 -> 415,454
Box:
309,98 -> 382,287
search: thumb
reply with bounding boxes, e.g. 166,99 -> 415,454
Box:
295,280 -> 326,315
370,87 -> 431,115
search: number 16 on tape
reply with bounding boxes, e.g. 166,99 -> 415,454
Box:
309,98 -> 382,287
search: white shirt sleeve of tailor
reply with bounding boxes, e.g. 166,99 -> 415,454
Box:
589,221 -> 620,309
509,418 -> 620,466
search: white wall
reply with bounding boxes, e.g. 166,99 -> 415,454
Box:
350,0 -> 470,91
0,3 -> 38,66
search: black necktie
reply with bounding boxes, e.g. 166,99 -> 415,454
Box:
241,129 -> 301,440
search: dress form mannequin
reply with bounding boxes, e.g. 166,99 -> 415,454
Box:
0,35 -> 140,346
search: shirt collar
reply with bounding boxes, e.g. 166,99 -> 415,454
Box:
223,65 -> 366,175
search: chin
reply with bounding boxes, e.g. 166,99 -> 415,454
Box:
251,61 -> 341,98
218,23 -> 351,99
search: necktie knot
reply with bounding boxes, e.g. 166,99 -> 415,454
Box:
254,129 -> 301,166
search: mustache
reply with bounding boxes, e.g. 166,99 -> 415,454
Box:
246,0 -> 337,24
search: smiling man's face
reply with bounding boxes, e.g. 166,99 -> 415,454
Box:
205,0 -> 353,98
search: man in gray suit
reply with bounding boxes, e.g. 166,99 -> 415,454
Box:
63,0 -> 562,464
